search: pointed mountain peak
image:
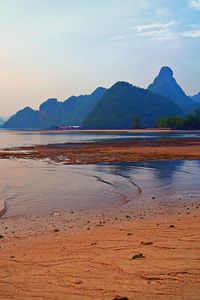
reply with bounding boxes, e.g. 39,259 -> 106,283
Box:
148,66 -> 193,110
158,66 -> 173,78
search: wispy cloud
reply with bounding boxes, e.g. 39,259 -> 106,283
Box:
131,21 -> 177,40
132,21 -> 176,33
189,0 -> 200,10
110,21 -> 200,42
138,30 -> 177,40
182,29 -> 200,38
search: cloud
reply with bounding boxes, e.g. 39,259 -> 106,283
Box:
189,0 -> 200,10
139,30 -> 177,40
132,21 -> 176,33
182,29 -> 200,38
109,21 -> 200,42
131,21 -> 177,40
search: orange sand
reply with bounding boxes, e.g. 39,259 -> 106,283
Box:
0,210 -> 199,299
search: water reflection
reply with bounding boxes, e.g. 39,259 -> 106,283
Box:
95,160 -> 200,204
0,159 -> 200,217
96,160 -> 186,183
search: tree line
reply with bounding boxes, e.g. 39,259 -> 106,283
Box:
158,109 -> 200,130
132,109 -> 200,130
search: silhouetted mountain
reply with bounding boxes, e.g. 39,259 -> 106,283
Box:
192,92 -> 200,102
148,66 -> 197,112
4,107 -> 41,129
61,87 -> 106,126
83,82 -> 183,129
4,87 -> 106,129
4,66 -> 198,130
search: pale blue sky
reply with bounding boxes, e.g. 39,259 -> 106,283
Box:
0,0 -> 200,115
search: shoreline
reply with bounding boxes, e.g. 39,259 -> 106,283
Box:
1,193 -> 199,237
1,138 -> 200,164
1,128 -> 200,133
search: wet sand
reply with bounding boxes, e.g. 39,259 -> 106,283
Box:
1,138 -> 200,164
0,205 -> 199,299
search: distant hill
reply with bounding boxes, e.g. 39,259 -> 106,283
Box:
0,117 -> 6,126
192,92 -> 200,102
4,87 -> 106,129
4,107 -> 41,129
148,66 -> 198,112
83,82 -> 183,129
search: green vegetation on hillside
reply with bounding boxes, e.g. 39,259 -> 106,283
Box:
83,82 -> 183,129
132,116 -> 142,129
158,109 -> 200,129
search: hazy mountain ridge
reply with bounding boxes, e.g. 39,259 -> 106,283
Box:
4,107 -> 41,129
3,66 -> 198,129
4,87 -> 106,129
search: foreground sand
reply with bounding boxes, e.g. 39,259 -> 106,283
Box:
0,208 -> 200,299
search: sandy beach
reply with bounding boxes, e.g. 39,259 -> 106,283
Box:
0,138 -> 200,299
0,205 -> 199,299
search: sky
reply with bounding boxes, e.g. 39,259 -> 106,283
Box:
0,0 -> 200,116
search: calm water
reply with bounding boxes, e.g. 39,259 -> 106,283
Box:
0,129 -> 200,149
1,159 -> 200,217
1,130 -> 200,217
